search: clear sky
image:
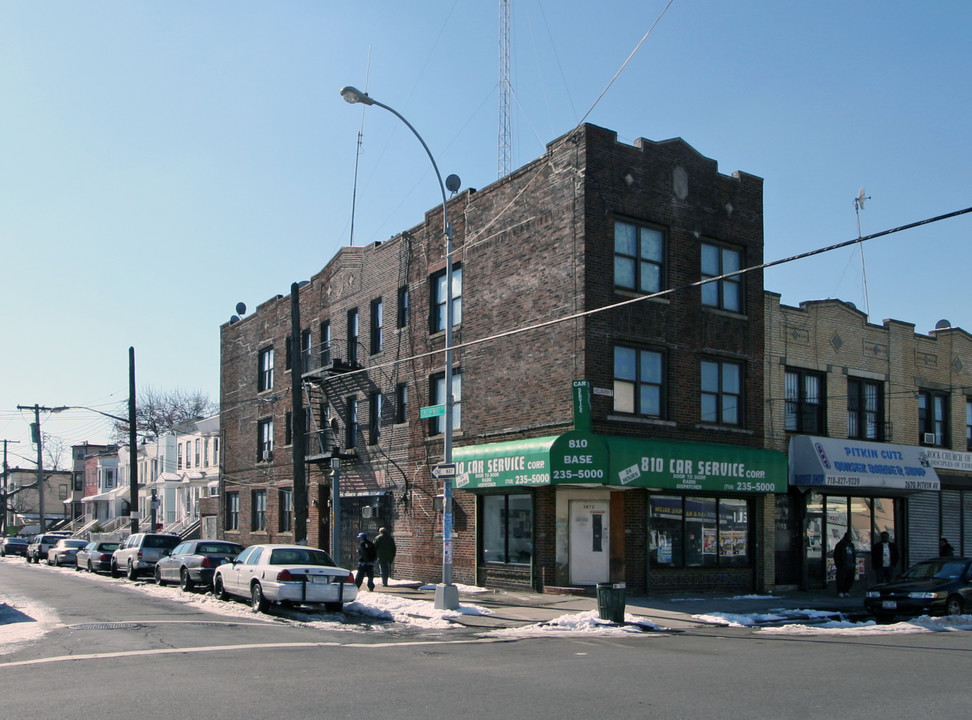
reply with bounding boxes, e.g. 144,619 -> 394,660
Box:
2,1 -> 970,462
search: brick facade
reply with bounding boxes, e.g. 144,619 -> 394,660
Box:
220,124 -> 771,593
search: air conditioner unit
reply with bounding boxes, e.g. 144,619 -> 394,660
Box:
923,433 -> 936,445
361,506 -> 374,519
262,449 -> 273,462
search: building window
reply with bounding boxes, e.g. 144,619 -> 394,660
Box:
395,383 -> 408,424
213,437 -> 219,465
346,397 -> 358,449
430,371 -> 461,435
348,309 -> 359,364
648,495 -> 750,568
204,438 -> 210,468
613,346 -> 664,417
251,490 -> 267,532
258,347 -> 274,392
370,298 -> 383,354
701,360 -> 742,425
481,493 -> 533,564
73,472 -> 83,492
785,368 -> 825,434
848,378 -> 884,441
279,488 -> 293,532
258,418 -> 274,462
369,391 -> 382,445
186,441 -> 193,468
285,411 -> 293,446
321,321 -> 331,367
919,390 -> 949,446
967,399 -> 972,451
431,265 -> 462,333
194,439 -> 200,467
397,286 -> 409,328
614,220 -> 664,294
226,492 -> 239,531
104,468 -> 115,489
701,242 -> 742,312
177,443 -> 183,470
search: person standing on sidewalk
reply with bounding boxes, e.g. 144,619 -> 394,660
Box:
355,532 -> 376,591
833,531 -> 857,597
940,537 -> 956,557
871,531 -> 898,584
374,527 -> 396,587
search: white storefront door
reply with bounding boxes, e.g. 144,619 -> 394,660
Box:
569,499 -> 610,585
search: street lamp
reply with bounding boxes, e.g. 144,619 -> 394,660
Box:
340,86 -> 461,609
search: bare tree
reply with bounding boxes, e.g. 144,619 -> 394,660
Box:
42,433 -> 67,471
112,387 -> 217,439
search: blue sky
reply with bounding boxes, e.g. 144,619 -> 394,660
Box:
2,1 -> 970,459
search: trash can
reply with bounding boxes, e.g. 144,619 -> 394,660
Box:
596,582 -> 626,623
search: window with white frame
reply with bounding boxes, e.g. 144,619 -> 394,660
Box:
919,390 -> 948,446
701,242 -> 743,312
320,321 -> 331,366
396,383 -> 408,424
397,286 -> 409,328
252,489 -> 267,531
370,298 -> 383,354
431,266 -> 462,333
226,492 -> 239,531
348,309 -> 359,364
614,220 -> 664,294
258,418 -> 274,462
701,360 -> 742,426
346,397 -> 358,449
369,391 -> 382,444
430,371 -> 461,435
258,347 -> 274,392
279,488 -> 293,532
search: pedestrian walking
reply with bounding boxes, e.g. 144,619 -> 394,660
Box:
375,527 -> 397,587
833,531 -> 857,597
940,537 -> 956,557
871,530 -> 898,584
355,532 -> 376,591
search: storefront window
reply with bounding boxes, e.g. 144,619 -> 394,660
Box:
649,495 -> 750,568
481,493 -> 533,565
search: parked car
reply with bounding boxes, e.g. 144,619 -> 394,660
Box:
46,538 -> 89,566
76,541 -> 120,574
1,537 -> 30,557
155,540 -> 244,591
212,544 -> 357,613
26,534 -> 66,564
111,533 -> 181,580
864,556 -> 972,621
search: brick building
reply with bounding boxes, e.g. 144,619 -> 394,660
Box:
765,294 -> 972,590
219,123 -> 785,594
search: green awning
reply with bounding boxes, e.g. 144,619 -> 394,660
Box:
453,436 -> 557,489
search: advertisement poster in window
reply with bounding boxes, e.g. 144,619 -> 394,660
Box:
720,530 -> 746,556
702,527 -> 718,555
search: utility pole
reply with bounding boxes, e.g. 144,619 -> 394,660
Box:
128,347 -> 138,534
1,439 -> 22,535
16,404 -> 57,532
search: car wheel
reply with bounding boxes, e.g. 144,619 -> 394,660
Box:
111,561 -> 120,578
180,568 -> 195,592
127,561 -> 138,581
324,602 -> 343,612
946,595 -> 964,616
213,575 -> 229,601
155,566 -> 165,586
250,583 -> 268,613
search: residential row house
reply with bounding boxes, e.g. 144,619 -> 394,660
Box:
219,123 -> 784,594
2,468 -> 73,534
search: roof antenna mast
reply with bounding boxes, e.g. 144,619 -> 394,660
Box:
348,46 -> 373,247
854,187 -> 872,318
498,0 -> 512,178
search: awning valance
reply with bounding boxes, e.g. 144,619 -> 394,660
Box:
788,435 -> 939,493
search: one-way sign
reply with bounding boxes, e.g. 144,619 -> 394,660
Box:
432,463 -> 457,478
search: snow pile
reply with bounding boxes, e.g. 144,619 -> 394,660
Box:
485,609 -> 661,638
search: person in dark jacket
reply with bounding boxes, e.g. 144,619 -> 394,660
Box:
940,537 -> 956,557
833,531 -> 857,597
355,532 -> 376,591
374,527 -> 397,587
871,531 -> 899,584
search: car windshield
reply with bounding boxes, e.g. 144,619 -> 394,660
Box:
901,559 -> 969,581
197,543 -> 243,555
145,536 -> 181,549
64,540 -> 88,548
269,548 -> 336,566
99,543 -> 119,551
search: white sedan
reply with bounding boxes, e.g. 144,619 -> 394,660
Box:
212,544 -> 357,613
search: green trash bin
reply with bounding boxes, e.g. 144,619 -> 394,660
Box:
596,582 -> 626,623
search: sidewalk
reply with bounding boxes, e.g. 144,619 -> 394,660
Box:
372,583 -> 871,631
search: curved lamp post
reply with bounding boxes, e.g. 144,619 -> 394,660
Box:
340,86 -> 460,609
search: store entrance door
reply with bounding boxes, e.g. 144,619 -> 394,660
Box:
569,500 -> 610,585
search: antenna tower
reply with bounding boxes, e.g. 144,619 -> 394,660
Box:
854,187 -> 872,318
498,0 -> 512,178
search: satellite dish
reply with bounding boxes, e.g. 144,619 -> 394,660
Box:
230,315 -> 240,324
935,319 -> 951,330
235,302 -> 247,315
445,174 -> 461,194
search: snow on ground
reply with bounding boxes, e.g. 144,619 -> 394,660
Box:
485,610 -> 661,638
